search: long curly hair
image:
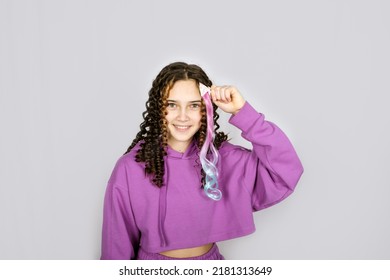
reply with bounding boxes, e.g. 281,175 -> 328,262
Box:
124,62 -> 228,187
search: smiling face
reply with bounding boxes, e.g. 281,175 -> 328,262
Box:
165,79 -> 202,152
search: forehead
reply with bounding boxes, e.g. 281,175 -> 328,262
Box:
168,79 -> 201,101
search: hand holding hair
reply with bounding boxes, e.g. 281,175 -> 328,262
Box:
210,85 -> 246,115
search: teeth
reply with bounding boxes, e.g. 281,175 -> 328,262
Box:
175,125 -> 190,129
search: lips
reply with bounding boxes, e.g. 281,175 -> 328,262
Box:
173,125 -> 191,132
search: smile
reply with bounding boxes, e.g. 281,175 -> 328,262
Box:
173,125 -> 191,131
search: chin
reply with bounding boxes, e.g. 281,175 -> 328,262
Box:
170,134 -> 195,143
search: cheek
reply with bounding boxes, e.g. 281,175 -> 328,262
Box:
165,111 -> 174,123
191,110 -> 201,120
194,112 -> 202,126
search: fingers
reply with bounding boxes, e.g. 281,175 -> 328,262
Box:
210,85 -> 246,114
210,85 -> 234,103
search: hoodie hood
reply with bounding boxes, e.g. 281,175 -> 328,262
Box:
165,140 -> 199,159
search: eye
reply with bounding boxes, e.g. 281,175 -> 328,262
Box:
167,102 -> 176,109
190,103 -> 201,109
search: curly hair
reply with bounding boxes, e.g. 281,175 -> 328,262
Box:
124,62 -> 228,187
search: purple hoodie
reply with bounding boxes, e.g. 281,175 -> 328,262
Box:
101,102 -> 304,259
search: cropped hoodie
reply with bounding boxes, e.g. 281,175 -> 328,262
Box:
101,102 -> 304,260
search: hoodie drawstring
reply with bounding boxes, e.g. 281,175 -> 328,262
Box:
158,161 -> 168,247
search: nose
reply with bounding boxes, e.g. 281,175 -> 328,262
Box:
177,107 -> 189,121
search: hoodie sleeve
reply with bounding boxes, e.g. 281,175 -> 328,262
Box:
100,158 -> 140,260
228,102 -> 304,211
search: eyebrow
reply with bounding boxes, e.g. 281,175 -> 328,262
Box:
167,99 -> 202,103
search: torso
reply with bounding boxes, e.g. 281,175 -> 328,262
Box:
159,243 -> 214,258
120,141 -> 256,256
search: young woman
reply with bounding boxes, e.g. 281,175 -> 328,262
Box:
100,62 -> 303,260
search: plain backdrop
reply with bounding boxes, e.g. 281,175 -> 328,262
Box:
1,0 -> 389,259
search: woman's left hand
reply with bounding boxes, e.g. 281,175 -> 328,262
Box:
210,85 -> 246,115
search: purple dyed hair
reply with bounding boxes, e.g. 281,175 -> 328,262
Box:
199,83 -> 222,200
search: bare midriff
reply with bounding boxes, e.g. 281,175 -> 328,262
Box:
159,243 -> 214,258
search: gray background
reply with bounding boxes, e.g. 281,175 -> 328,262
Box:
1,0 -> 389,259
